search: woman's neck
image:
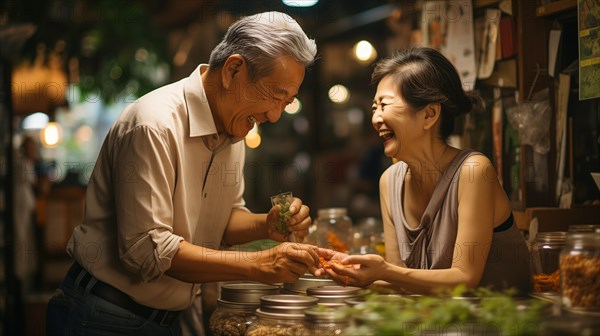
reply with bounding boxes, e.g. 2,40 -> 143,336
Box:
404,142 -> 453,188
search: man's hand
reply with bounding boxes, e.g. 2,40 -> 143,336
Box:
266,197 -> 311,242
251,242 -> 320,284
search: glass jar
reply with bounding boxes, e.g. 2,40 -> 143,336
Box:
351,217 -> 384,255
306,285 -> 363,308
315,208 -> 353,253
530,231 -> 566,292
209,282 -> 279,336
302,307 -> 349,336
559,231 -> 600,314
245,294 -> 318,336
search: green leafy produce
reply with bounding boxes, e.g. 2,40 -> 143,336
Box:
340,285 -> 549,336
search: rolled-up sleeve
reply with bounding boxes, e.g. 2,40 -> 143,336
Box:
112,125 -> 182,282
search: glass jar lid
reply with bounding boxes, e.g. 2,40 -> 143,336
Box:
534,231 -> 567,243
317,208 -> 348,218
569,224 -> 600,233
565,231 -> 600,249
257,294 -> 318,318
219,282 -> 279,305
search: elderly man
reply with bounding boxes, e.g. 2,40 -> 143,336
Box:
46,11 -> 319,336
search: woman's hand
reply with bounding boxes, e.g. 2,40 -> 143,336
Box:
251,242 -> 320,284
314,247 -> 349,277
266,197 -> 311,242
317,249 -> 387,287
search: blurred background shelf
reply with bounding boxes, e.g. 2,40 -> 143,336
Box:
536,0 -> 577,17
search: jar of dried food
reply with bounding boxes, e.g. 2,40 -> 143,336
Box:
306,285 -> 363,308
315,208 -> 353,253
302,307 -> 349,336
559,231 -> 600,314
245,294 -> 317,336
530,231 -> 566,292
209,282 -> 279,336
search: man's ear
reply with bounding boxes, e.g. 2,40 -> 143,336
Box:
422,103 -> 441,130
221,54 -> 245,89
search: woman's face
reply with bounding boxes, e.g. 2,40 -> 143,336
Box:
371,75 -> 420,159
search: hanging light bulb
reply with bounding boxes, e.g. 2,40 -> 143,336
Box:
245,123 -> 261,148
40,121 -> 63,148
282,0 -> 319,7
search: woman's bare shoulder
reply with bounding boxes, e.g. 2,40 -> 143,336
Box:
458,153 -> 497,183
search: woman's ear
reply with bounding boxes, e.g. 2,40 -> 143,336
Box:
422,103 -> 441,130
221,54 -> 245,89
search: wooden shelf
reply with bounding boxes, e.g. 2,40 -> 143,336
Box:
536,0 -> 577,17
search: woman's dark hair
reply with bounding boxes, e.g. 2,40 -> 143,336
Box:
371,47 -> 483,139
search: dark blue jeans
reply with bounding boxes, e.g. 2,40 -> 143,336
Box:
46,272 -> 181,336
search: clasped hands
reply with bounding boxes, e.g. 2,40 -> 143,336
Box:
314,248 -> 387,288
259,197 -> 386,287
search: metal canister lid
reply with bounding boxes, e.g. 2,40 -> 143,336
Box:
218,282 -> 279,305
282,274 -> 336,294
257,294 -> 318,318
306,285 -> 363,306
304,307 -> 346,322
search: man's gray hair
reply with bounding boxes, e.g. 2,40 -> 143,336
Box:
209,11 -> 317,80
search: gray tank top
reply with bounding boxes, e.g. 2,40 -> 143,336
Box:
389,149 -> 531,293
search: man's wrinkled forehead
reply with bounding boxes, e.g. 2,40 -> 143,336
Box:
259,81 -> 300,98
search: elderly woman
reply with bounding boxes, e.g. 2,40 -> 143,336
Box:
318,47 -> 531,294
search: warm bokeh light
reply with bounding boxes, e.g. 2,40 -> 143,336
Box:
293,116 -> 309,134
354,40 -> 377,63
75,125 -> 94,144
348,107 -> 364,125
40,122 -> 62,148
135,48 -> 149,62
328,84 -> 350,104
285,97 -> 302,114
245,123 -> 261,148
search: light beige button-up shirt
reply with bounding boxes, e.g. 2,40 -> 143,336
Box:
67,65 -> 247,310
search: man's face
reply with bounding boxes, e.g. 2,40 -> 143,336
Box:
223,55 -> 305,138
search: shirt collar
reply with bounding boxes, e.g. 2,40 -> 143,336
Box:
184,64 -> 243,145
184,64 -> 218,138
